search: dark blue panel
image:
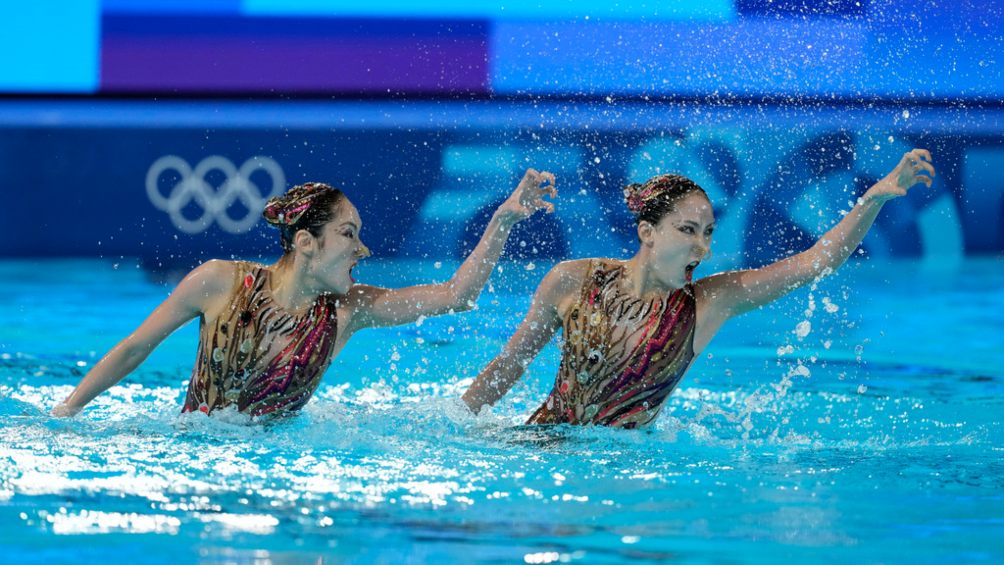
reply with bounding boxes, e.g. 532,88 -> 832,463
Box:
0,127 -> 441,267
737,0 -> 868,17
0,101 -> 999,265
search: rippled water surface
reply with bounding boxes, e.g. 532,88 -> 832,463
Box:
2,258 -> 1002,563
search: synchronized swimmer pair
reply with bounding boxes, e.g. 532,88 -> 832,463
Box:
54,150 -> 935,428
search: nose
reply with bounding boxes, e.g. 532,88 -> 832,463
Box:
694,240 -> 710,261
356,241 -> 371,259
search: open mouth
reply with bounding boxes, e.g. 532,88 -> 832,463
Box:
685,261 -> 700,282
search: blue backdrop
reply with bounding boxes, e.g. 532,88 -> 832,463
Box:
1,101 -> 1000,268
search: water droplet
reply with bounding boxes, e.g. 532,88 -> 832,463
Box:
794,320 -> 812,339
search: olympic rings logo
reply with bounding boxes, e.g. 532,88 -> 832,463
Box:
146,155 -> 286,234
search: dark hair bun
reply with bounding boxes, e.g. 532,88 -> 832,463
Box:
622,174 -> 708,224
263,182 -> 334,227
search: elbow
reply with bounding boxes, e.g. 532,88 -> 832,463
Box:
455,293 -> 479,312
445,281 -> 479,312
803,246 -> 841,278
115,338 -> 155,368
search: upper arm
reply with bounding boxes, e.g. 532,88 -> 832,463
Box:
124,260 -> 235,352
340,282 -> 455,333
693,251 -> 820,348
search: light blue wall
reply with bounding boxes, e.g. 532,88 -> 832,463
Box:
0,1 -> 100,93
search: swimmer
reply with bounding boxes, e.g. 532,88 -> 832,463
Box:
53,169 -> 557,418
462,150 -> 935,428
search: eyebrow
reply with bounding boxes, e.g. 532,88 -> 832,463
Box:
339,221 -> 359,231
679,220 -> 716,229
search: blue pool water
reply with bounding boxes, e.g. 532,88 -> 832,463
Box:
1,257 -> 1002,563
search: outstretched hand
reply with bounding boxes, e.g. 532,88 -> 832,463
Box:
864,149 -> 936,204
495,168 -> 557,225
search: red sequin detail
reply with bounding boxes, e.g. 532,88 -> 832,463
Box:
244,275 -> 254,288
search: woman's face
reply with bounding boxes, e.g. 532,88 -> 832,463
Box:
306,200 -> 370,294
644,192 -> 715,288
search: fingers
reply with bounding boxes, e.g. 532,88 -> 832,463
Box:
904,148 -> 931,162
898,149 -> 935,190
515,168 -> 557,215
524,169 -> 555,188
535,198 -> 556,214
913,158 -> 936,178
539,171 -> 557,197
518,168 -> 540,189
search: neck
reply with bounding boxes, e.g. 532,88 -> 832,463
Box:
624,249 -> 678,299
269,255 -> 321,313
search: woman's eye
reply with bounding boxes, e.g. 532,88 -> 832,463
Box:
679,226 -> 694,234
343,231 -> 355,239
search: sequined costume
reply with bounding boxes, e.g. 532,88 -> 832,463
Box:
182,262 -> 339,418
527,260 -> 696,428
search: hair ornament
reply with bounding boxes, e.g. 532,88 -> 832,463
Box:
263,182 -> 329,226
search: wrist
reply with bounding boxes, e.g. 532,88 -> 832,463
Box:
859,188 -> 892,208
492,210 -> 519,229
52,402 -> 82,417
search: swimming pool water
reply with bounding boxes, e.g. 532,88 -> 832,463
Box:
1,257 -> 1002,563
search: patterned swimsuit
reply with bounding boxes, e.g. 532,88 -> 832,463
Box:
527,260 -> 696,428
181,262 -> 340,418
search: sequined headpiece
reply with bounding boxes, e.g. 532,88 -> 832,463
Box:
263,182 -> 332,227
623,174 -> 700,216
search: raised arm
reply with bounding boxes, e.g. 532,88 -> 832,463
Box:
51,260 -> 235,416
344,168 -> 557,332
461,260 -> 586,414
694,149 -> 935,348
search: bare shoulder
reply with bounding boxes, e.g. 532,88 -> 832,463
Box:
537,259 -> 592,316
338,283 -> 383,308
693,269 -> 744,303
173,260 -> 244,319
333,284 -> 386,333
543,259 -> 591,293
691,271 -> 746,352
183,259 -> 240,294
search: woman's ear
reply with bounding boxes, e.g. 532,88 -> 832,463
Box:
293,229 -> 315,256
637,221 -> 655,246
